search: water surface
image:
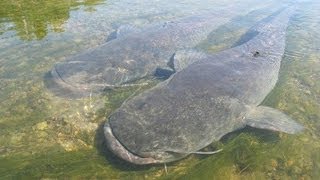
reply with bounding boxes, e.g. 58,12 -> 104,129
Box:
0,0 -> 320,179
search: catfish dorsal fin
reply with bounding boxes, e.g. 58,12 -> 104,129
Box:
245,106 -> 304,134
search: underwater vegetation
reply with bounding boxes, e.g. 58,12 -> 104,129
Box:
0,0 -> 103,40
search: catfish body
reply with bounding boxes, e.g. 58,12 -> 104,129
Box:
104,7 -> 304,164
48,13 -> 234,97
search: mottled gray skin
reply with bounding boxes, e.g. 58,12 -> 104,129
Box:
49,13 -> 234,97
104,7 -> 303,164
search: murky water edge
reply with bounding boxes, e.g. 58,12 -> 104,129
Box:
0,0 -> 320,179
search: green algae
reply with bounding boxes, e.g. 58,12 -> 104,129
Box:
0,148 -> 113,179
0,0 -> 103,40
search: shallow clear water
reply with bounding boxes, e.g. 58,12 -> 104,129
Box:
0,0 -> 320,179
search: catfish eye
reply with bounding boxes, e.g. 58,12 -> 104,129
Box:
253,51 -> 260,57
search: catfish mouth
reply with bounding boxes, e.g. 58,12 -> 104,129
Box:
103,123 -> 160,165
51,64 -> 92,91
45,64 -> 100,98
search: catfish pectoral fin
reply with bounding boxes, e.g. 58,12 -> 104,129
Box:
245,106 -> 304,134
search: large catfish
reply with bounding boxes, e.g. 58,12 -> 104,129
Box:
104,7 -> 304,164
48,10 -> 259,97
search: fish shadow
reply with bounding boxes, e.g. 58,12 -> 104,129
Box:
220,126 -> 281,144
